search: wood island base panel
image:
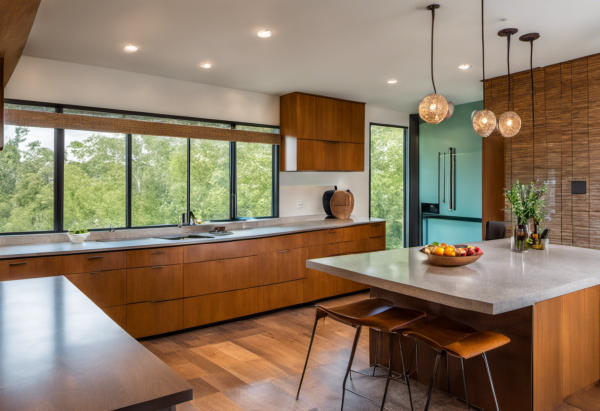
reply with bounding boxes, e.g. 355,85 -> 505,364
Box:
0,221 -> 385,339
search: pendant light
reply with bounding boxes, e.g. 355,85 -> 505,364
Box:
520,32 -> 540,146
497,28 -> 521,138
445,101 -> 455,120
471,0 -> 496,137
419,4 -> 449,124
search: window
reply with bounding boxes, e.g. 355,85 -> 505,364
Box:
132,135 -> 187,226
0,125 -> 55,233
190,139 -> 230,222
64,130 -> 126,229
370,124 -> 406,249
234,125 -> 277,218
1,100 -> 279,234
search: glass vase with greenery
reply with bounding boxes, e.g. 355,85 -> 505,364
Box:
504,180 -> 548,251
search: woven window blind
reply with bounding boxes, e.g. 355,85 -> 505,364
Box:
4,109 -> 281,145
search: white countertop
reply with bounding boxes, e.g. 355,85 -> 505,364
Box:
0,217 -> 383,259
306,239 -> 600,315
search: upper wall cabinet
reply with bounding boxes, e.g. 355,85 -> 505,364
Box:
280,92 -> 365,171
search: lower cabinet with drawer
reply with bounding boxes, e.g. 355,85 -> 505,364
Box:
127,265 -> 183,304
183,288 -> 257,329
127,299 -> 184,339
256,280 -> 304,312
183,256 -> 257,297
66,269 -> 126,308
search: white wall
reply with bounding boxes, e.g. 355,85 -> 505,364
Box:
6,57 -> 409,217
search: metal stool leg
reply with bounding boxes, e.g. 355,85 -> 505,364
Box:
296,311 -> 320,400
397,334 -> 415,411
378,333 -> 395,411
424,351 -> 443,411
461,358 -> 470,409
341,326 -> 362,411
482,353 -> 500,411
372,331 -> 381,376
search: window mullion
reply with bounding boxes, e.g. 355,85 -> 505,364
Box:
126,134 -> 132,228
186,138 -> 191,224
54,107 -> 64,232
230,141 -> 237,220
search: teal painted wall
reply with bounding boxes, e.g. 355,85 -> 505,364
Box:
419,101 -> 483,245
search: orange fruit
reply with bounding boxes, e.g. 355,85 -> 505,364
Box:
433,247 -> 444,256
440,243 -> 448,248
444,246 -> 455,256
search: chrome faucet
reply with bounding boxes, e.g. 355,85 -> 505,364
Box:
109,224 -> 115,233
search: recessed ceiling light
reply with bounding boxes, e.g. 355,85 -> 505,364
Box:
123,45 -> 139,52
200,63 -> 213,69
257,30 -> 273,38
386,79 -> 398,84
458,64 -> 472,70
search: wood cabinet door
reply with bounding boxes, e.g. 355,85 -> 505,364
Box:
304,244 -> 341,302
183,256 -> 258,297
66,269 -> 126,308
296,139 -> 325,171
127,265 -> 183,304
350,103 -> 365,144
323,141 -> 342,171
127,299 -> 183,339
184,239 -> 257,263
315,96 -> 342,141
59,252 -> 127,274
296,93 -> 317,140
0,257 -> 61,281
183,288 -> 257,329
257,280 -> 304,312
257,247 -> 308,286
340,143 -> 364,171
126,246 -> 183,268
256,233 -> 309,253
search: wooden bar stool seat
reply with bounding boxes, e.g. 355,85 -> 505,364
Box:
297,298 -> 426,411
402,316 -> 510,411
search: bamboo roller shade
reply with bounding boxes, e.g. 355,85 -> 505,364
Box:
4,109 -> 281,145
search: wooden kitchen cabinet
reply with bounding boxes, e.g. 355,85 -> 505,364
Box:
257,248 -> 308,286
183,256 -> 258,297
280,92 -> 365,171
127,299 -> 183,339
183,288 -> 257,329
184,239 -> 257,263
256,280 -> 304,312
0,256 -> 61,281
66,269 -> 126,308
126,246 -> 182,268
102,305 -> 127,330
58,251 -> 126,274
127,265 -> 183,304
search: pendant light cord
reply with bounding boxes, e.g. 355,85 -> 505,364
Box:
531,40 -> 535,152
481,0 -> 486,107
507,33 -> 512,112
431,6 -> 437,94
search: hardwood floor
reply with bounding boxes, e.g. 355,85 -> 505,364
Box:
141,291 -> 600,411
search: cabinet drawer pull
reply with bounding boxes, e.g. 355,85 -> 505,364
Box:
277,249 -> 291,253
87,256 -> 104,260
151,266 -> 165,269
9,262 -> 26,267
151,251 -> 165,254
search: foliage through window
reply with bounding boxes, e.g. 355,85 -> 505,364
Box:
370,124 -> 405,249
0,101 -> 278,234
0,126 -> 55,233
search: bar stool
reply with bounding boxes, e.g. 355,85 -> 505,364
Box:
297,298 -> 426,411
402,317 -> 510,411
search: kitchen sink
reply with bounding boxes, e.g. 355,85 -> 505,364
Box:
155,234 -> 215,241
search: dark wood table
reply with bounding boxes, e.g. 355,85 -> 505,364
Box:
0,276 -> 192,411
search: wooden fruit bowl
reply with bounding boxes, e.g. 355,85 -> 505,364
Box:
427,253 -> 482,267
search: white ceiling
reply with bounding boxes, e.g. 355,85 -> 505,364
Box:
23,0 -> 600,113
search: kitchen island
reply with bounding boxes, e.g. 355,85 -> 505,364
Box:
0,276 -> 193,411
307,238 -> 600,411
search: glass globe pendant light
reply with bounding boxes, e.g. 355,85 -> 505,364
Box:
418,4 -> 448,124
471,0 -> 496,137
497,28 -> 521,138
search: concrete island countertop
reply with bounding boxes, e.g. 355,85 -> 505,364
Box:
307,238 -> 600,315
0,217 -> 384,260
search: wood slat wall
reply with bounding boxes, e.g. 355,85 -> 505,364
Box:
484,52 -> 600,248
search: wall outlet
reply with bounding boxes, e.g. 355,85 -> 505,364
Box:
297,202 -> 303,208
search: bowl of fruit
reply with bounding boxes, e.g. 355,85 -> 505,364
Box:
420,242 -> 483,267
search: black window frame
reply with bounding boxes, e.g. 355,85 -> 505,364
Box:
2,99 -> 280,235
